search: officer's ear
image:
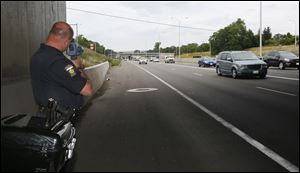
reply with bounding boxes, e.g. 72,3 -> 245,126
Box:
63,39 -> 72,51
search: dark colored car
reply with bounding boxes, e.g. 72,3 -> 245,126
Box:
198,57 -> 216,67
216,51 -> 268,79
263,51 -> 299,70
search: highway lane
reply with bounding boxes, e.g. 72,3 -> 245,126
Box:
157,62 -> 299,95
154,62 -> 299,95
267,68 -> 299,80
173,61 -> 299,79
139,61 -> 299,168
63,61 -> 292,172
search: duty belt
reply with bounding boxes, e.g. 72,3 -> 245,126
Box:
37,98 -> 77,131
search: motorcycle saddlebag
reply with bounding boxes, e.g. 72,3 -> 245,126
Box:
1,114 -> 76,172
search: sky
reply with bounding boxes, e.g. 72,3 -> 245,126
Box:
66,1 -> 299,52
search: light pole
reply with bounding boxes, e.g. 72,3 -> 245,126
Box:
296,31 -> 298,48
158,32 -> 160,59
157,29 -> 167,59
259,1 -> 263,58
144,40 -> 148,59
172,17 -> 188,59
178,20 -> 181,58
69,23 -> 79,42
289,20 -> 298,48
209,41 -> 212,57
156,31 -> 161,59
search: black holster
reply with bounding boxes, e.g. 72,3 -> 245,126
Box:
32,98 -> 76,131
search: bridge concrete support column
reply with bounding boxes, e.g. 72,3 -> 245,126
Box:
1,1 -> 66,116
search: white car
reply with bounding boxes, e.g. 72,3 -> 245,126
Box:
139,58 -> 148,64
153,58 -> 160,63
164,56 -> 175,63
150,57 -> 156,62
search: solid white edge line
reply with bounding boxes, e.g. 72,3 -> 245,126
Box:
131,62 -> 299,172
256,87 -> 297,97
127,88 -> 158,93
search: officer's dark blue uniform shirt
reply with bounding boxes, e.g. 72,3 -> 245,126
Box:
30,44 -> 87,109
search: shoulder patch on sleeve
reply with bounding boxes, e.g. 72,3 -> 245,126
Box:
65,64 -> 76,77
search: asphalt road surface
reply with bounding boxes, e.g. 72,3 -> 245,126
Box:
64,61 -> 299,172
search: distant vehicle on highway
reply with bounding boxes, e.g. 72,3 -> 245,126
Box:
139,58 -> 148,64
216,51 -> 268,79
263,51 -> 299,70
164,56 -> 175,63
150,56 -> 156,62
153,58 -> 160,62
198,57 -> 216,67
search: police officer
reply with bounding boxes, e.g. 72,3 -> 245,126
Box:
30,21 -> 93,111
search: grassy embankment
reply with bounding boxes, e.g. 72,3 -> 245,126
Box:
79,48 -> 121,67
180,44 -> 299,58
246,44 -> 299,56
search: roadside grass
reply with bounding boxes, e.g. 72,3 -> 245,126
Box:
79,48 -> 121,67
179,44 -> 299,58
179,52 -> 211,58
246,45 -> 299,56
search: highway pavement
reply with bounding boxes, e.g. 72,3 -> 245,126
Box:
64,60 -> 299,172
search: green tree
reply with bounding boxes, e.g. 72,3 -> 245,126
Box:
281,32 -> 295,45
185,43 -> 198,53
153,42 -> 161,52
272,33 -> 296,45
209,18 -> 256,55
273,34 -> 283,41
77,34 -> 107,54
134,50 -> 141,53
197,43 -> 210,52
263,27 -> 272,41
77,35 -> 90,48
105,49 -> 116,56
95,42 -> 105,54
255,27 -> 274,46
161,46 -> 176,54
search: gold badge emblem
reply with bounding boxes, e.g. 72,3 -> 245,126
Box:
65,65 -> 76,77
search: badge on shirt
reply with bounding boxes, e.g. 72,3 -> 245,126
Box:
65,65 -> 76,77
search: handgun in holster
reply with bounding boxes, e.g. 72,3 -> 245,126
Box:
43,98 -> 75,131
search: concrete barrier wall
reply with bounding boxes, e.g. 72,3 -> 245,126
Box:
1,1 -> 66,117
83,61 -> 110,104
1,1 -> 66,83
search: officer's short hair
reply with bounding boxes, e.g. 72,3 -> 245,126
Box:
49,21 -> 74,40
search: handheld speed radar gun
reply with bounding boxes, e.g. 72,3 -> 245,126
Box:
66,38 -> 84,60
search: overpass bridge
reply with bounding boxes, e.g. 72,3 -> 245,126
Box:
117,52 -> 175,59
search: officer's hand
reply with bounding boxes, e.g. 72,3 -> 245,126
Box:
72,58 -> 84,69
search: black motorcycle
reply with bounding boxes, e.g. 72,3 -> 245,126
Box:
1,99 -> 77,172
